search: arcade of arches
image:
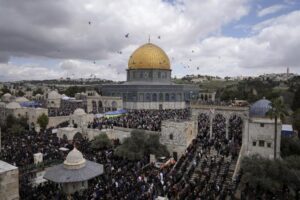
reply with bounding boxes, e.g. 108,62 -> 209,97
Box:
192,105 -> 249,147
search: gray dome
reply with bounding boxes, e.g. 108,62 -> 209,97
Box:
64,147 -> 86,169
250,98 -> 272,117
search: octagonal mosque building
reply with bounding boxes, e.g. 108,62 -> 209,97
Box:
102,42 -> 199,110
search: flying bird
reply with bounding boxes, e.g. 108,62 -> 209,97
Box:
158,35 -> 161,39
125,33 -> 129,38
117,51 -> 122,54
192,50 -> 194,53
88,21 -> 91,25
93,61 -> 96,64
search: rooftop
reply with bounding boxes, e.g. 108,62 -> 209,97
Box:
0,160 -> 18,174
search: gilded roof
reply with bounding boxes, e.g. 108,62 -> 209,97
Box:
128,43 -> 170,70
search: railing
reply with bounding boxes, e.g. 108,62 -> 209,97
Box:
232,144 -> 245,180
19,159 -> 63,175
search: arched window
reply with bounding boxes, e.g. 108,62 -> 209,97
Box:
152,93 -> 157,101
177,93 -> 182,101
98,101 -> 103,113
165,93 -> 170,101
171,93 -> 176,101
159,93 -> 164,101
146,93 -> 151,101
139,93 -> 144,102
112,101 -> 117,111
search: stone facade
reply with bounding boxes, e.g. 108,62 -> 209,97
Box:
191,104 -> 249,144
246,117 -> 281,159
47,116 -> 69,128
124,101 -> 186,110
27,107 -> 48,127
160,120 -> 197,159
62,181 -> 88,194
0,103 -> 48,128
102,83 -> 198,110
127,69 -> 172,84
191,103 -> 282,160
0,160 -> 19,200
198,91 -> 216,102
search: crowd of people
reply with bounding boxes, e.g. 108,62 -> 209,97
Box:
88,109 -> 191,131
0,129 -> 70,168
48,99 -> 86,116
198,113 -> 243,147
18,136 -> 240,200
0,106 -> 245,199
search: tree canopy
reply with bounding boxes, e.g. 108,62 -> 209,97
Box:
241,155 -> 300,198
4,114 -> 28,134
37,113 -> 49,130
281,136 -> 300,158
115,130 -> 169,161
91,133 -> 112,150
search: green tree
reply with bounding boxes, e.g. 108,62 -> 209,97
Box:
292,87 -> 300,111
64,86 -> 86,97
115,130 -> 169,160
241,155 -> 300,198
1,86 -> 10,95
8,124 -> 25,135
37,113 -> 49,131
281,136 -> 300,157
91,133 -> 112,150
16,90 -> 25,97
293,108 -> 300,134
266,98 -> 288,159
33,88 -> 43,96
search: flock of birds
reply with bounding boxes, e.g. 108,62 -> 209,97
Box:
61,20 -> 223,79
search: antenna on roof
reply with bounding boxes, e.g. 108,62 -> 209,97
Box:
148,34 -> 150,43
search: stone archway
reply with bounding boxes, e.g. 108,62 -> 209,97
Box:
111,101 -> 117,111
98,101 -> 103,113
92,100 -> 97,114
229,114 -> 243,146
73,132 -> 83,141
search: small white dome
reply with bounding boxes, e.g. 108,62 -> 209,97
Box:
15,97 -> 29,103
6,102 -> 21,109
64,147 -> 86,169
73,108 -> 86,115
48,90 -> 61,99
3,93 -> 11,97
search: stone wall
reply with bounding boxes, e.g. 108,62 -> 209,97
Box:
47,116 -> 69,128
160,120 -> 197,159
0,161 -> 19,200
124,101 -> 185,110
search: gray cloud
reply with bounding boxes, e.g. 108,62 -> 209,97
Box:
2,0 -> 298,80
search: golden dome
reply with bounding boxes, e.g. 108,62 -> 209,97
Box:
128,43 -> 170,70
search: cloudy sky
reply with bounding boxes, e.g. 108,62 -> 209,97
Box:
0,0 -> 299,81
